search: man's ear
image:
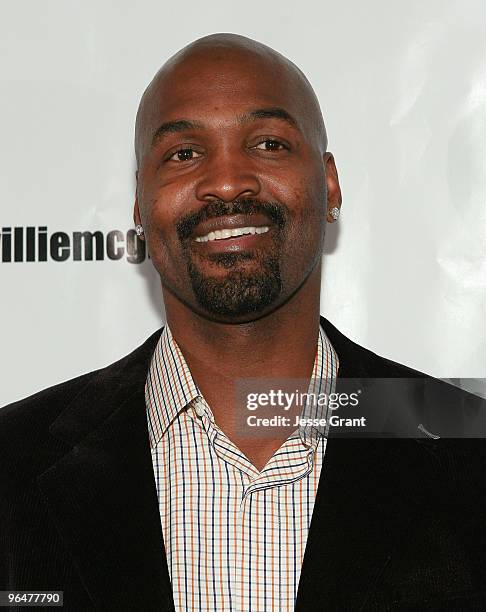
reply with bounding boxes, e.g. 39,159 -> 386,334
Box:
324,153 -> 342,222
133,170 -> 141,226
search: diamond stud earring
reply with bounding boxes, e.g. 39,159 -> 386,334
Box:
329,207 -> 340,221
135,224 -> 144,236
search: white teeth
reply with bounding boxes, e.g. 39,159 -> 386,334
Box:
195,226 -> 270,242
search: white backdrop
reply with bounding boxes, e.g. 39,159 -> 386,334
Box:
1,0 -> 485,407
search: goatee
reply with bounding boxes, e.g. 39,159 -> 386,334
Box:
187,251 -> 282,317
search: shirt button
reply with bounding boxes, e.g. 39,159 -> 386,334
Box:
194,402 -> 205,417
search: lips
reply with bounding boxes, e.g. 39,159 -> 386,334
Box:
195,226 -> 270,242
191,213 -> 274,241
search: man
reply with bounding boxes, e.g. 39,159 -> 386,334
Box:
1,34 -> 485,611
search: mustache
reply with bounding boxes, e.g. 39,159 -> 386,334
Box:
176,199 -> 289,241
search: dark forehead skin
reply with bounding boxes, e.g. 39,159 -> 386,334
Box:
135,33 -> 327,166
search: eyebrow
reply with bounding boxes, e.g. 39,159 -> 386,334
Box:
238,107 -> 299,129
150,106 -> 300,148
151,119 -> 204,147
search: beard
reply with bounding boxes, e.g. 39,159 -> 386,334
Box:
187,250 -> 282,317
177,199 -> 288,318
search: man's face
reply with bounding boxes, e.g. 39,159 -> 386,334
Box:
135,50 -> 337,322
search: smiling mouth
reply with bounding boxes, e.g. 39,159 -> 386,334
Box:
194,226 -> 271,243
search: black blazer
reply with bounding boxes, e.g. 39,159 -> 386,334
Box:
1,318 -> 485,611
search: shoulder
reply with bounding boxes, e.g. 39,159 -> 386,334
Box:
0,327 -> 163,471
0,371 -> 93,450
321,316 -> 426,378
320,316 -> 486,437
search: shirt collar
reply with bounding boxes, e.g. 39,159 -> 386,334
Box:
299,325 -> 339,446
145,325 -> 201,448
145,323 -> 339,449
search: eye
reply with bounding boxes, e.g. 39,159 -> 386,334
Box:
167,147 -> 203,162
253,138 -> 288,152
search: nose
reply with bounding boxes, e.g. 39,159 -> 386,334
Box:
195,149 -> 261,202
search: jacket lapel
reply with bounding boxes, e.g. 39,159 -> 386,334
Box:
294,318 -> 435,610
37,329 -> 175,611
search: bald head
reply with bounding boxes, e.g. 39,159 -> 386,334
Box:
135,33 -> 327,167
